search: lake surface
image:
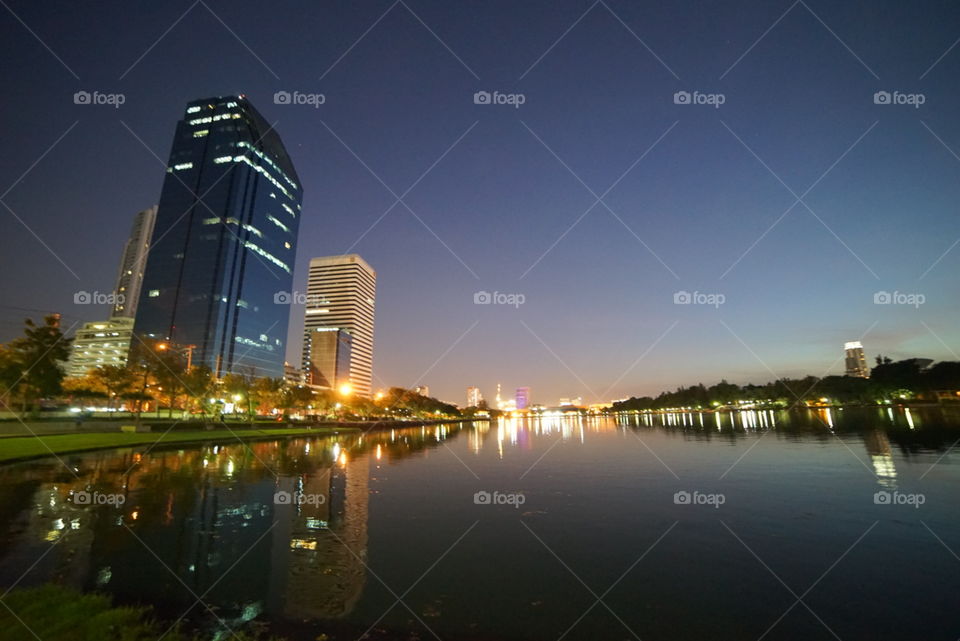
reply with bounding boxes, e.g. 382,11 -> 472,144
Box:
0,408 -> 958,640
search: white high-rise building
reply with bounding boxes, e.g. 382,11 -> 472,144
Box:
66,317 -> 135,378
466,386 -> 482,407
112,206 -> 157,318
303,255 -> 376,397
844,341 -> 869,378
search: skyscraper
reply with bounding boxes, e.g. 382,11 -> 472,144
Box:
466,386 -> 482,407
111,206 -> 156,319
303,255 -> 376,397
845,341 -> 869,378
133,96 -> 302,378
516,387 -> 531,410
66,317 -> 135,378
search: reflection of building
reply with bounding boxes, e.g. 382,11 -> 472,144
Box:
273,454 -> 369,619
303,255 -> 376,397
67,317 -> 135,377
863,428 -> 897,489
111,206 -> 157,318
133,95 -> 302,379
466,386 -> 482,407
844,341 -> 869,378
516,387 -> 531,410
303,328 -> 352,389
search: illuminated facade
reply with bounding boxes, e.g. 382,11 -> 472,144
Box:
66,317 -> 135,378
303,255 -> 376,397
844,341 -> 869,378
466,386 -> 482,407
133,96 -> 302,378
516,387 -> 531,410
111,206 -> 156,318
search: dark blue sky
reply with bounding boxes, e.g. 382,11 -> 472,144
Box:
1,1 -> 959,404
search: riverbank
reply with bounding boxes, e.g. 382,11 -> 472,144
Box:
0,417 -> 481,464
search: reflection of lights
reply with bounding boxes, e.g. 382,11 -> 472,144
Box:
290,539 -> 317,550
339,452 -> 348,466
332,442 -> 341,460
376,444 -> 382,460
905,408 -> 915,429
131,510 -> 139,520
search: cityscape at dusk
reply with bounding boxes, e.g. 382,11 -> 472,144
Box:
0,2 -> 959,641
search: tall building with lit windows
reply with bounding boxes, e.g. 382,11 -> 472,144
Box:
844,341 -> 869,378
112,205 -> 156,319
133,96 -> 302,378
303,255 -> 376,397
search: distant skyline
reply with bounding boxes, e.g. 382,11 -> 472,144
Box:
1,1 -> 960,403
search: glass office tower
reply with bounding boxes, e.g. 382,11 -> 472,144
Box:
134,96 -> 302,378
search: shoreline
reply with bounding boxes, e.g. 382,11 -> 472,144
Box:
0,418 -> 482,465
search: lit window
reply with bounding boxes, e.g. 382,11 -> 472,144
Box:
193,129 -> 209,138
186,106 -> 201,114
148,290 -> 159,297
173,162 -> 193,171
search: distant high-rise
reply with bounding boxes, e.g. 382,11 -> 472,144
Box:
845,341 -> 869,378
414,385 -> 429,397
111,206 -> 156,318
66,317 -> 135,378
516,387 -> 531,410
133,96 -> 302,378
303,328 -> 352,390
303,255 -> 376,397
466,386 -> 482,407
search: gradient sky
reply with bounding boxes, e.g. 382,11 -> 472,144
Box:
1,1 -> 959,405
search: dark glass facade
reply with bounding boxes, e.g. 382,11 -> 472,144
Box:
134,96 -> 302,378
303,328 -> 352,389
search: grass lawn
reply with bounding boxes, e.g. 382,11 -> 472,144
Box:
0,426 -> 352,464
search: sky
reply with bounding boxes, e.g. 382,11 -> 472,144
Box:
1,0 -> 959,406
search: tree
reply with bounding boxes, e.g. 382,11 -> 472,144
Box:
0,315 -> 72,415
88,365 -> 137,410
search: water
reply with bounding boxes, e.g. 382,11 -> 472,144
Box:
0,408 -> 958,640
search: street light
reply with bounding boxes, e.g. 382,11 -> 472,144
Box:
339,383 -> 352,396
